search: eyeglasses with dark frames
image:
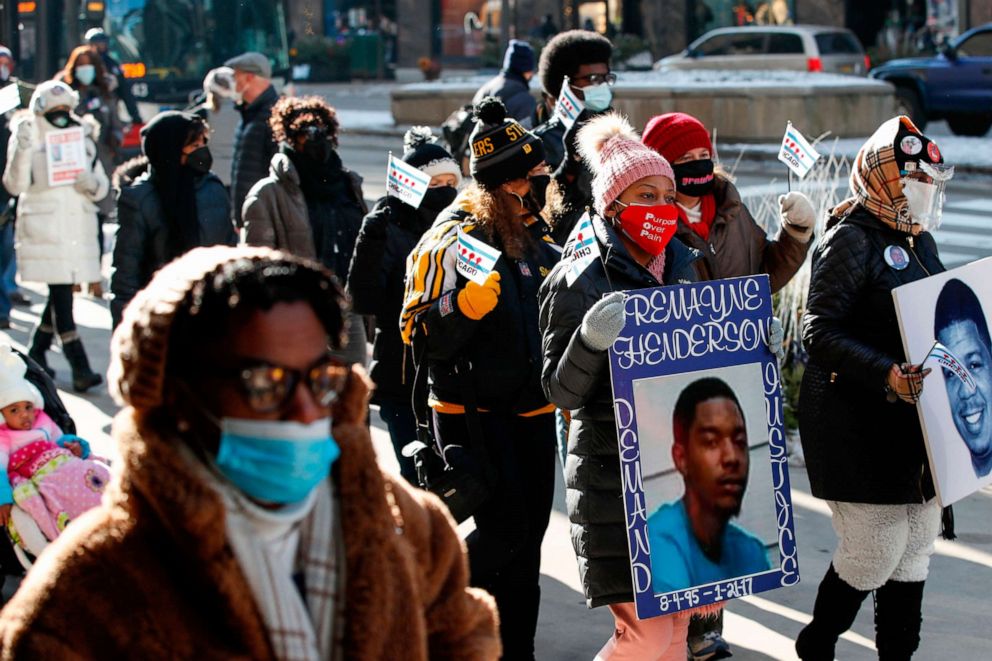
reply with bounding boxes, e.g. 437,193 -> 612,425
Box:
570,72 -> 617,88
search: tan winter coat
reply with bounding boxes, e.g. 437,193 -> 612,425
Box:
2,112 -> 108,284
676,175 -> 810,294
0,368 -> 500,660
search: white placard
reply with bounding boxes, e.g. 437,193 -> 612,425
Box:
892,257 -> 992,506
45,127 -> 87,188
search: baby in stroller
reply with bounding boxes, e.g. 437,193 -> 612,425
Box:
0,344 -> 110,551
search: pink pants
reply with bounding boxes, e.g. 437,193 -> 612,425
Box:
595,602 -> 690,661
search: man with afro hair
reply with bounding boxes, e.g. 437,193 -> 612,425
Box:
534,29 -> 614,169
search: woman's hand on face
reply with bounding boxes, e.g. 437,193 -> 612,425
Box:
886,362 -> 932,404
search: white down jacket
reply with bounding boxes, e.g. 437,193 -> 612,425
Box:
2,113 -> 109,284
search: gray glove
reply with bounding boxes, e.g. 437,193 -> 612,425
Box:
768,316 -> 785,362
579,292 -> 626,352
73,171 -> 98,194
15,119 -> 34,150
779,191 -> 815,243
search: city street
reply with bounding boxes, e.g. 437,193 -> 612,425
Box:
1,122 -> 991,657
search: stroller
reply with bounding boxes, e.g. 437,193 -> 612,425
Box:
0,349 -> 81,573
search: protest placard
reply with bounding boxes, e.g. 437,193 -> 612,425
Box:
608,275 -> 799,618
386,153 -> 431,208
45,127 -> 87,188
893,257 -> 992,506
455,228 -> 501,285
0,83 -> 21,115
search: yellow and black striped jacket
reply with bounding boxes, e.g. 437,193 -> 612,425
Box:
400,193 -> 561,416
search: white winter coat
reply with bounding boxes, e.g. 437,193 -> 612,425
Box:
2,112 -> 109,284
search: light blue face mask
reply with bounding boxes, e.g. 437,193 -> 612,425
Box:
215,417 -> 340,504
582,82 -> 613,112
75,64 -> 96,86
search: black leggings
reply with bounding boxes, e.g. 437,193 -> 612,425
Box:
40,284 -> 77,337
434,411 -> 557,661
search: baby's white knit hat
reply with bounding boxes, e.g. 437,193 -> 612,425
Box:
0,344 -> 43,411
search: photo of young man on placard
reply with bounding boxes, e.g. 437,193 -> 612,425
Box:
633,363 -> 778,596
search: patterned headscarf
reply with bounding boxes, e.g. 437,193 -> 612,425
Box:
831,116 -> 943,235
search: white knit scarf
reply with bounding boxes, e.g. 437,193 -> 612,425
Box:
190,450 -> 345,661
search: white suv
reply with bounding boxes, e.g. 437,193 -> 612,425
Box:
655,25 -> 870,75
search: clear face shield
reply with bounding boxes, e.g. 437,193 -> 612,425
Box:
901,161 -> 954,232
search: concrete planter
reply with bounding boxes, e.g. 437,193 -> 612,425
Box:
391,71 -> 897,142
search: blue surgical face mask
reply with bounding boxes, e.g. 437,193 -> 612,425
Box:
582,82 -> 613,112
215,417 -> 340,504
75,64 -> 96,86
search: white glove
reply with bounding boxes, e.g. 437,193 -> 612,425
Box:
15,119 -> 34,150
73,171 -> 98,194
579,292 -> 626,352
779,192 -> 815,243
768,316 -> 785,362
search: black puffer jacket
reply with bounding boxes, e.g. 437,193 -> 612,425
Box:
404,200 -> 562,414
538,213 -> 700,608
472,71 -> 536,125
231,85 -> 278,226
110,157 -> 234,327
799,207 -> 942,504
347,196 -> 434,404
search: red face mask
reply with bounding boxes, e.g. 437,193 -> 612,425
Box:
614,203 -> 679,256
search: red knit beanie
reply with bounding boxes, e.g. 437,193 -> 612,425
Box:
642,113 -> 713,163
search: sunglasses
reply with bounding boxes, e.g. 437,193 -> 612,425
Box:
213,354 -> 349,414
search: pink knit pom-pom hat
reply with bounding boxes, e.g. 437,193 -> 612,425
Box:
576,112 -> 675,217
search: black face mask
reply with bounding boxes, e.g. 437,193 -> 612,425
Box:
44,110 -> 74,129
528,174 -> 550,212
302,139 -> 333,165
184,146 -> 213,175
419,185 -> 458,218
672,159 -> 715,197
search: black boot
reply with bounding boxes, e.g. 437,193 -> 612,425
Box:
28,325 -> 55,378
796,564 -> 871,661
874,579 -> 925,661
61,337 -> 103,393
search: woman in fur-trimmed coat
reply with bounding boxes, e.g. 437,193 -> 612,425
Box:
0,246 -> 500,661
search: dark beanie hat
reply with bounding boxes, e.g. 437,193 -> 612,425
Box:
503,40 -> 535,75
141,110 -> 203,169
642,113 -> 713,164
401,126 -> 462,186
469,97 -> 545,188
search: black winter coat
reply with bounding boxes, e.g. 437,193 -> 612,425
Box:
407,205 -> 562,414
538,213 -> 700,607
347,196 -> 433,404
231,85 -> 278,226
472,71 -> 536,125
799,208 -> 942,504
110,159 -> 235,327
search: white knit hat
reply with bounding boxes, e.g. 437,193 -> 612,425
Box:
0,344 -> 43,411
30,80 -> 80,115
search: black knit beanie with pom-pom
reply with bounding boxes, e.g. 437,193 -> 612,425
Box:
468,96 -> 544,189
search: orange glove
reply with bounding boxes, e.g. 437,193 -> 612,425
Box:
457,271 -> 501,320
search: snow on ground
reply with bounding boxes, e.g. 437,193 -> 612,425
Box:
723,120 -> 992,169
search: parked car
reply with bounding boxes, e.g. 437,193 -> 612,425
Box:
654,25 -> 869,75
870,23 -> 992,136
